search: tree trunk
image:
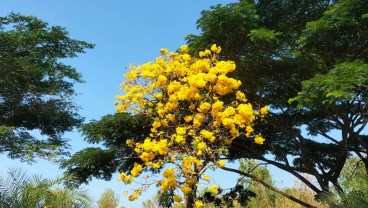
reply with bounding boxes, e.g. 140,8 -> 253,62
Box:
185,188 -> 197,208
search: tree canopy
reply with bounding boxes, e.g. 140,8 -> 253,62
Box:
0,13 -> 94,161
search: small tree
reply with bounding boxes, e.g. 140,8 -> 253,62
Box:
98,188 -> 120,208
142,192 -> 161,208
0,168 -> 92,208
115,45 -> 267,207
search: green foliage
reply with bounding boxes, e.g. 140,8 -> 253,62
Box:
340,160 -> 368,207
142,191 -> 171,208
320,158 -> 368,208
61,113 -> 151,185
290,61 -> 368,108
299,0 -> 368,66
238,159 -> 278,208
98,188 -> 119,208
0,168 -> 93,208
248,28 -> 282,44
186,1 -> 258,61
239,159 -> 273,186
0,13 -> 94,161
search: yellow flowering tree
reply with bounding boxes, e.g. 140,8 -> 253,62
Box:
115,45 -> 267,208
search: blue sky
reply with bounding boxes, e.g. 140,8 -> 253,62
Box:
0,1 -> 293,207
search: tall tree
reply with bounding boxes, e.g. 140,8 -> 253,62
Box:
0,13 -> 94,161
186,0 -> 367,199
113,45 -> 267,207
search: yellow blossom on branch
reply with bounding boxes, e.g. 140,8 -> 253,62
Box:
115,45 -> 267,206
254,135 -> 266,145
173,194 -> 183,202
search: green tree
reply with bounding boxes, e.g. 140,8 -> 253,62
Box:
238,159 -> 276,208
142,192 -> 161,208
98,188 -> 120,208
186,0 -> 368,201
0,13 -> 94,161
61,113 -> 151,186
0,168 -> 93,208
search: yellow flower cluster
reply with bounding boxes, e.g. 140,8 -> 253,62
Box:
209,185 -> 219,195
118,172 -> 133,184
116,45 -> 267,205
160,168 -> 177,192
195,200 -> 205,208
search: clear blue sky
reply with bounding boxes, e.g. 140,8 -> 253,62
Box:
0,1 -> 293,207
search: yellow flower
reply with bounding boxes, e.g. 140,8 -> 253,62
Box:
180,45 -> 189,53
160,48 -> 169,55
128,195 -> 137,201
202,174 -> 210,181
156,75 -> 167,86
199,51 -> 205,57
118,172 -> 134,184
200,130 -> 215,142
193,119 -> 202,127
209,185 -> 219,195
181,185 -> 192,195
176,127 -> 186,135
260,106 -> 269,115
197,102 -> 211,112
182,54 -> 191,61
211,100 -> 223,116
210,44 -> 221,54
184,115 -> 192,123
246,126 -> 254,135
126,139 -> 133,147
152,120 -> 161,129
140,152 -> 155,163
189,103 -> 196,110
235,91 -> 247,102
216,160 -> 226,168
163,168 -> 175,178
254,135 -> 265,144
197,142 -> 206,151
204,49 -> 211,56
194,200 -> 204,208
130,163 -> 143,177
173,194 -> 182,202
152,162 -> 162,169
161,179 -> 170,192
175,135 -> 185,144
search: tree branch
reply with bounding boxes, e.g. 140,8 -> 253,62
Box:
220,166 -> 318,208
